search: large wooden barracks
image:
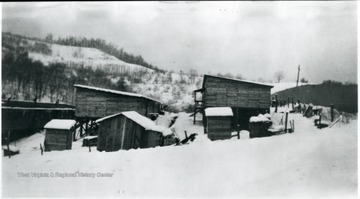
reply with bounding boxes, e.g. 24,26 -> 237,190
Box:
74,84 -> 162,119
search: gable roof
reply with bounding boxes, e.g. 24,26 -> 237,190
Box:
74,84 -> 162,103
202,74 -> 274,89
96,111 -> 167,133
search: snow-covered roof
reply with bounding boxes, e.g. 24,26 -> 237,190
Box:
249,114 -> 271,123
74,84 -> 162,103
95,112 -> 122,123
205,107 -> 233,117
204,74 -> 274,88
96,111 -> 167,134
44,119 -> 76,130
122,111 -> 167,133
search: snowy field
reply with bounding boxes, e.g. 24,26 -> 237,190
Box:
1,112 -> 357,198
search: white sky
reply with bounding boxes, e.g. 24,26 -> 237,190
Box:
2,1 -> 357,83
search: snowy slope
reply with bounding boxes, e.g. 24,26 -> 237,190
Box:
132,72 -> 203,112
271,82 -> 317,94
2,112 -> 357,198
28,43 -> 154,73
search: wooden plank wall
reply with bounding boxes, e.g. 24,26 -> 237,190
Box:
97,114 -> 162,152
204,76 -> 271,108
75,88 -> 150,118
2,108 -> 75,142
140,131 -> 163,148
207,116 -> 232,141
232,107 -> 269,130
45,129 -> 73,151
97,115 -> 126,152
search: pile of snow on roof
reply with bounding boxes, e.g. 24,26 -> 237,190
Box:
44,119 -> 76,130
205,107 -> 233,116
96,111 -> 169,135
250,114 -> 271,123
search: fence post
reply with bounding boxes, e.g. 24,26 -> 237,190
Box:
237,124 -> 240,139
78,120 -> 83,141
85,120 -> 89,136
284,112 -> 288,133
318,114 -> 322,129
184,131 -> 188,139
275,95 -> 278,113
40,143 -> 43,155
287,97 -> 290,108
193,92 -> 196,124
331,104 -> 334,122
7,131 -> 11,158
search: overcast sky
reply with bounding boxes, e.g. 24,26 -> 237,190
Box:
2,1 -> 357,83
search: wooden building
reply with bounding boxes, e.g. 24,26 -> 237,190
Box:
96,111 -> 168,152
74,85 -> 162,136
204,107 -> 234,141
44,119 -> 76,151
194,74 -> 273,131
2,100 -> 75,142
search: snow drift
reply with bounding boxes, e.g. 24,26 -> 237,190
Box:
2,113 -> 357,198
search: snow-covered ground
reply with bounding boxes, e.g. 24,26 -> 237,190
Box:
2,112 -> 357,198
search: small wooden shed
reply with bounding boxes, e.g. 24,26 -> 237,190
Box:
96,111 -> 167,152
204,107 -> 234,141
44,119 -> 76,151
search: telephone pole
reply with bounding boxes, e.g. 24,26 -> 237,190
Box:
296,65 -> 300,87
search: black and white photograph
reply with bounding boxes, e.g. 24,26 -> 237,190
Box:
1,1 -> 358,198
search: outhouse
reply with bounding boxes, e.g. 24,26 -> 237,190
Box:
204,107 -> 234,141
44,119 -> 76,151
96,111 -> 167,152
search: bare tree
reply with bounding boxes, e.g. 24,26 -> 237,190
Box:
274,71 -> 285,83
223,73 -> 234,79
235,73 -> 243,80
300,77 -> 308,83
188,69 -> 198,83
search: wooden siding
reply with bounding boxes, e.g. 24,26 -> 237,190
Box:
44,129 -> 73,151
75,87 -> 161,119
232,107 -> 269,130
2,108 -> 74,142
207,116 -> 232,141
140,131 -> 163,148
204,76 -> 271,108
97,114 -> 163,152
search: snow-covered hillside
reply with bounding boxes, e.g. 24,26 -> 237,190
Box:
271,82 -> 316,94
132,72 -> 203,112
28,42 -> 154,73
2,112 -> 357,198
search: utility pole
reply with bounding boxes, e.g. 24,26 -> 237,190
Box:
296,65 -> 300,87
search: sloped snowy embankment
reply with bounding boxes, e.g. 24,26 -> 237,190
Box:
2,113 -> 357,198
